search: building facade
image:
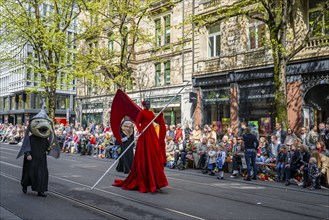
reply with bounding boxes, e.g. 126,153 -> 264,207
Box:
77,0 -> 194,127
191,0 -> 329,136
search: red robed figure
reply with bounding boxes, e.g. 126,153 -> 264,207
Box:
110,89 -> 168,193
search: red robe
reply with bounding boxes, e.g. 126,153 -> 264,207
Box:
113,109 -> 168,193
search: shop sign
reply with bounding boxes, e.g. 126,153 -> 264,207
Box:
203,90 -> 230,104
82,102 -> 103,110
189,92 -> 197,103
240,86 -> 274,102
150,96 -> 181,107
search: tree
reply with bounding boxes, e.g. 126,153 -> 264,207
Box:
0,0 -> 86,120
76,0 -> 175,92
193,0 -> 329,128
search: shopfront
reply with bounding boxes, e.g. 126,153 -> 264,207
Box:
202,87 -> 230,126
150,95 -> 181,125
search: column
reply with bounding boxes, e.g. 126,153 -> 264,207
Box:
230,83 -> 239,135
287,81 -> 303,132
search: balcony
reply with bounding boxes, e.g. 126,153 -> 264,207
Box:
196,49 -> 270,75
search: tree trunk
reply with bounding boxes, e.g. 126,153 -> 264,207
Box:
272,46 -> 288,129
47,89 -> 56,122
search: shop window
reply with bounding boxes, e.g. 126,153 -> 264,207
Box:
164,61 -> 171,85
309,0 -> 329,37
248,20 -> 265,50
155,63 -> 161,87
164,15 -> 171,45
208,25 -> 221,57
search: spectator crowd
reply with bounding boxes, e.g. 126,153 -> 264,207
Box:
1,118 -> 329,190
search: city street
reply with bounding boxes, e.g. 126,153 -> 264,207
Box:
1,142 -> 328,220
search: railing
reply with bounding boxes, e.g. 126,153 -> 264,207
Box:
306,37 -> 329,49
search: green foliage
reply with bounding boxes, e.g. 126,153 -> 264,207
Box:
76,0 -> 173,91
0,0 -> 85,119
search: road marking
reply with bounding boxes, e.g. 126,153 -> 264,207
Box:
0,161 -> 21,169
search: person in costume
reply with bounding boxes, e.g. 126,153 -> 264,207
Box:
17,107 -> 60,197
116,118 -> 135,174
111,90 -> 168,193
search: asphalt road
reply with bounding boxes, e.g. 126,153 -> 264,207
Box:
0,142 -> 328,220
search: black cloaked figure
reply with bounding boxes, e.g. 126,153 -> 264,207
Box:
116,118 -> 135,174
17,106 -> 60,197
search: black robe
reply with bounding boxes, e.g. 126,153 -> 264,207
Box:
21,135 -> 49,192
116,132 -> 134,174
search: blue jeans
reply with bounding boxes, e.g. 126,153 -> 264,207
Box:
276,162 -> 284,177
245,150 -> 256,177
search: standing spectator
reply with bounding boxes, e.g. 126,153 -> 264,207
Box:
238,122 -> 247,137
316,141 -> 329,157
216,144 -> 227,180
208,125 -> 217,144
206,145 -> 217,176
192,124 -> 202,144
165,136 -> 175,168
243,127 -> 259,181
273,122 -> 287,144
184,124 -> 192,142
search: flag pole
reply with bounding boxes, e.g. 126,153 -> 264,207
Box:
90,81 -> 190,190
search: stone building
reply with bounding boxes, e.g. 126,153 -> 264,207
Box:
77,0 -> 194,127
192,0 -> 329,136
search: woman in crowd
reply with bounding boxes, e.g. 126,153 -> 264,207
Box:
311,150 -> 329,187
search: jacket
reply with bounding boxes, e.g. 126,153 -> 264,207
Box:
243,133 -> 259,150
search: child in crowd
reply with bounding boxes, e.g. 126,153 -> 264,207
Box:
308,157 -> 320,190
197,137 -> 208,169
216,144 -> 227,180
206,145 -> 217,176
276,145 -> 287,182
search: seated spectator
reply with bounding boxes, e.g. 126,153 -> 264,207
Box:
220,135 -> 231,152
276,145 -> 287,182
256,137 -> 270,163
72,131 -> 80,153
172,140 -> 186,170
269,135 -> 282,163
316,141 -> 329,157
311,150 -> 329,188
300,145 -> 311,188
62,131 -> 72,153
308,157 -> 321,190
80,133 -> 88,155
57,130 -> 66,150
230,136 -> 245,178
86,134 -> 96,155
197,137 -> 208,169
284,128 -> 297,145
165,136 -> 176,168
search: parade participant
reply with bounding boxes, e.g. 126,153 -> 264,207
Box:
116,118 -> 135,174
17,107 -> 60,197
111,90 -> 168,193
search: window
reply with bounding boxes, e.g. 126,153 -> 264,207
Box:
309,0 -> 329,37
4,98 -> 8,111
87,81 -> 92,96
155,19 -> 161,47
11,96 -> 15,110
164,15 -> 171,45
164,61 -> 171,85
208,25 -> 221,57
18,95 -> 23,109
155,63 -> 161,86
0,99 -> 2,111
108,32 -> 114,51
248,21 -> 265,50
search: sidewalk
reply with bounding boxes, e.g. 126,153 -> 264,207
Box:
0,206 -> 22,220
